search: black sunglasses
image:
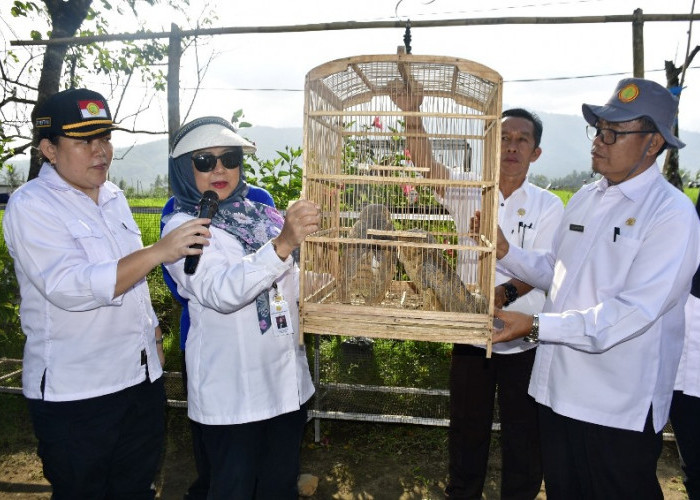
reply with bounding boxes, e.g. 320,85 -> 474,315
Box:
191,150 -> 242,172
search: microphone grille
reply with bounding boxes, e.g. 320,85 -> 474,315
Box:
201,190 -> 219,204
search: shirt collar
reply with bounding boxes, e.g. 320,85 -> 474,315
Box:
500,178 -> 531,203
39,162 -> 119,206
39,162 -> 70,191
594,163 -> 661,202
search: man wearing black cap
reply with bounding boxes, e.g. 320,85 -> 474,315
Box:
492,78 -> 700,498
3,88 -> 212,499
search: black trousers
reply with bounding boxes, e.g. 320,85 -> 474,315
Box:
446,344 -> 542,500
539,403 -> 663,500
27,378 -> 165,500
199,405 -> 307,500
670,390 -> 700,499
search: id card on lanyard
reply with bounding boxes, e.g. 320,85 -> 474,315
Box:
270,284 -> 293,337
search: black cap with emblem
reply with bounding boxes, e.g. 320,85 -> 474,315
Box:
35,88 -> 115,141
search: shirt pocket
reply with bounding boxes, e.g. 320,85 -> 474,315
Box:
520,223 -> 538,249
593,234 -> 642,300
120,217 -> 143,253
66,219 -> 109,262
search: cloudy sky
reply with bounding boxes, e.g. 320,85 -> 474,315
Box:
2,0 -> 699,147
170,1 -> 700,133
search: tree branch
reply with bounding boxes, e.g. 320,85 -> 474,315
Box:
0,141 -> 32,163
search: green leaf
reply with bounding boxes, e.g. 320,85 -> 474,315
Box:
231,109 -> 244,124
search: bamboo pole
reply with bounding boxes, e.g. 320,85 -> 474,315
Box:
11,14 -> 700,47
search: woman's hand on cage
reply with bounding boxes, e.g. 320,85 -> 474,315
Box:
273,200 -> 321,259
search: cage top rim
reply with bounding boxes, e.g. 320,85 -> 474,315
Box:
305,52 -> 502,85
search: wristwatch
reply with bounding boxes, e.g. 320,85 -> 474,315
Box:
523,314 -> 539,343
502,282 -> 519,307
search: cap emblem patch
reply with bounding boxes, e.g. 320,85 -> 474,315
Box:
78,99 -> 108,119
618,83 -> 640,103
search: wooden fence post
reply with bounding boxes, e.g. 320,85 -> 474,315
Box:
167,23 -> 182,195
632,8 -> 645,77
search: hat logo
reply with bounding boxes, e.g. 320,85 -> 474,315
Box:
78,99 -> 108,119
36,117 -> 51,128
86,102 -> 100,115
618,83 -> 640,103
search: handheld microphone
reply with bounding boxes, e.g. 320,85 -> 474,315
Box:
184,190 -> 219,275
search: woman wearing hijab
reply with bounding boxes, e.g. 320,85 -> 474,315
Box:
162,116 -> 319,499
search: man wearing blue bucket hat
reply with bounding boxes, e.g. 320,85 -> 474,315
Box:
492,78 -> 700,498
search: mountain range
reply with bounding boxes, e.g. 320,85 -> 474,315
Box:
6,112 -> 700,189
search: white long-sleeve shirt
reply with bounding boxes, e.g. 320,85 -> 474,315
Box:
3,164 -> 161,401
442,176 -> 564,354
675,293 -> 700,398
500,164 -> 700,432
163,212 -> 314,425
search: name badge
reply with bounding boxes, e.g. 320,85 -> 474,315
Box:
270,288 -> 294,337
569,224 -> 584,232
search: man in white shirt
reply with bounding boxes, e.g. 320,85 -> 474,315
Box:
443,109 -> 563,500
390,79 -> 563,499
494,78 -> 700,498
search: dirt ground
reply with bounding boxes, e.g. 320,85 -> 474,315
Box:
0,402 -> 690,500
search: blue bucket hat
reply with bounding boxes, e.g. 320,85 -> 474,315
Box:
582,78 -> 685,149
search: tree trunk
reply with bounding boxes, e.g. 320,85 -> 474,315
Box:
662,44 -> 699,191
28,0 -> 93,181
662,60 -> 683,190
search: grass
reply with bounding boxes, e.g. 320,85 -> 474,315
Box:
128,197 -> 169,208
551,189 -> 574,205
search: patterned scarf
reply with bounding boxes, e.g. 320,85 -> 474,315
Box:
166,153 -> 284,334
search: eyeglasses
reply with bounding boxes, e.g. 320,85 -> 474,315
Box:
191,151 -> 241,172
586,125 -> 656,145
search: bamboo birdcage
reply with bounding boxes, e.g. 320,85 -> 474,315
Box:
299,51 -> 502,353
